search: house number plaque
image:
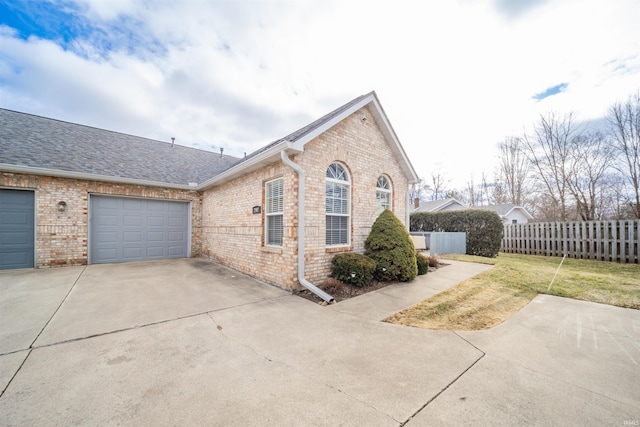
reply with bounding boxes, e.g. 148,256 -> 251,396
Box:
252,206 -> 262,214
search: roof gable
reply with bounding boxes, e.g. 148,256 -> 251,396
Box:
414,198 -> 467,212
200,91 -> 419,188
475,204 -> 533,219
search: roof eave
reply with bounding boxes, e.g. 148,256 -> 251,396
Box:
197,141 -> 290,190
367,95 -> 420,184
289,92 -> 419,184
0,164 -> 196,190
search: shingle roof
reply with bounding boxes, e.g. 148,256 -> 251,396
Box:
474,204 -> 516,215
0,108 -> 242,186
414,198 -> 467,212
239,92 -> 371,164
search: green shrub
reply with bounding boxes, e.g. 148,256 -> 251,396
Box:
364,209 -> 418,282
331,252 -> 376,287
410,210 -> 503,257
416,252 -> 429,275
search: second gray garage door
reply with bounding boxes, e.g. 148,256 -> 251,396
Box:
90,196 -> 190,264
0,189 -> 35,269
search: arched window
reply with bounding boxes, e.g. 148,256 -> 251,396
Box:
326,163 -> 350,246
376,175 -> 392,215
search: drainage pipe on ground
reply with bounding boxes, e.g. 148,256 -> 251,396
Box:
281,150 -> 335,304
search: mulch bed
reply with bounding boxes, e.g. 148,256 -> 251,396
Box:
296,260 -> 447,305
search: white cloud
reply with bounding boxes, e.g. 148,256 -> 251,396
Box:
1,0 -> 639,188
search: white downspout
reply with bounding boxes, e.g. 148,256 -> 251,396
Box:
280,151 -> 335,304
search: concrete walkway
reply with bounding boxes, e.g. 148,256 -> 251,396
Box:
329,259 -> 492,320
1,258 -> 638,426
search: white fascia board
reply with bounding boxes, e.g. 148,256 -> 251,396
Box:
290,94 -> 419,184
287,97 -> 374,151
368,97 -> 420,184
197,140 -> 288,190
0,164 -> 194,190
508,206 -> 534,220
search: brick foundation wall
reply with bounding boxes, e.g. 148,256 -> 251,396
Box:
0,172 -> 202,268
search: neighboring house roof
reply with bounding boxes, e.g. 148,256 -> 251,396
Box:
474,203 -> 534,220
0,91 -> 418,190
0,108 -> 241,188
414,198 -> 467,213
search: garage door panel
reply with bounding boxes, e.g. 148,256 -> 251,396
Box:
96,214 -> 119,226
146,246 -> 165,257
168,216 -> 185,226
123,231 -> 142,243
123,199 -> 145,210
0,189 -> 35,269
1,231 -> 30,245
146,231 -> 164,242
168,245 -> 186,256
90,196 -> 189,264
96,197 -> 119,209
123,215 -> 142,226
123,247 -> 143,260
168,231 -> 186,242
147,216 -> 165,227
97,231 -> 119,243
1,212 -> 31,225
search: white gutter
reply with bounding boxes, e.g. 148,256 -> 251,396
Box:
280,150 -> 334,304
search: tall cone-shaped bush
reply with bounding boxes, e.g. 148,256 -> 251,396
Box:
364,209 -> 417,282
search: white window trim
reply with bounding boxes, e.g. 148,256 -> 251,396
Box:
376,175 -> 392,215
326,163 -> 351,247
265,178 -> 284,247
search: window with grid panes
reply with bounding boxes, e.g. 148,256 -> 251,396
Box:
326,163 -> 350,246
265,178 -> 283,246
376,175 -> 392,216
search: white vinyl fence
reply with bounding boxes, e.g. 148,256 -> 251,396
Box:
502,220 -> 640,263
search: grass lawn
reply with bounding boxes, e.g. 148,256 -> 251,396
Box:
385,253 -> 640,331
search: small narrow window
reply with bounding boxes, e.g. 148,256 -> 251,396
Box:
265,178 -> 283,246
376,175 -> 392,216
326,163 -> 350,246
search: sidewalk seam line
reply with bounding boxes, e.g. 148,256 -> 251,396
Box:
29,266 -> 87,349
400,333 -> 486,426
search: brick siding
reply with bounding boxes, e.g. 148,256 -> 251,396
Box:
200,106 -> 409,289
0,172 -> 202,267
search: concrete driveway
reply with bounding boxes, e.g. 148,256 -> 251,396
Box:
1,259 -> 638,426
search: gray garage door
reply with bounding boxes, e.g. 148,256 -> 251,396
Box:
90,196 -> 190,264
0,189 -> 35,269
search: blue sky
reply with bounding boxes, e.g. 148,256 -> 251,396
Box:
1,0 -> 639,188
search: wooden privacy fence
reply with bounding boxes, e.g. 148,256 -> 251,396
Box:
502,220 -> 640,263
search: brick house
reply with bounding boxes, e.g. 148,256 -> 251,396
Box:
0,92 -> 419,300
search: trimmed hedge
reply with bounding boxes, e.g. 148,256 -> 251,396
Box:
365,209 -> 418,282
331,252 -> 376,287
410,209 -> 503,258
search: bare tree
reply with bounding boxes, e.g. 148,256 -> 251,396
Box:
565,131 -> 615,220
429,171 -> 449,201
523,112 -> 580,221
608,91 -> 640,219
464,176 -> 480,206
497,137 -> 531,206
409,177 -> 431,205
